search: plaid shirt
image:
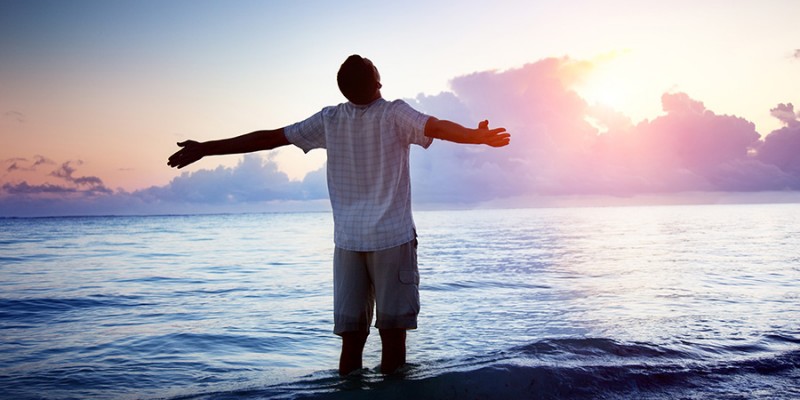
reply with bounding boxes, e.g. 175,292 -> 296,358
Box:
285,98 -> 432,251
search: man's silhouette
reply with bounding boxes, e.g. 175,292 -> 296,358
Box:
168,55 -> 510,376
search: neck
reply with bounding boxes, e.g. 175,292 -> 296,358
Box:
368,90 -> 382,103
353,92 -> 382,106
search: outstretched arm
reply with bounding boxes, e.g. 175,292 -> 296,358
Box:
167,128 -> 290,169
424,118 -> 510,147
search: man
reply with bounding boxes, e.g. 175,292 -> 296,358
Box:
167,55 -> 510,376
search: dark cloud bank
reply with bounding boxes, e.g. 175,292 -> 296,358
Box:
3,57 -> 800,217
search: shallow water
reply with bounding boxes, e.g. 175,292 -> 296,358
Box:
1,204 -> 798,399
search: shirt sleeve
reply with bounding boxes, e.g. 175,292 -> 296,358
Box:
284,108 -> 329,153
391,100 -> 433,149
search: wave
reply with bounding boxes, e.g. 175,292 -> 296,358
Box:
171,337 -> 800,400
0,295 -> 151,324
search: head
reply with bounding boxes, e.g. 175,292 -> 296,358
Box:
337,55 -> 382,105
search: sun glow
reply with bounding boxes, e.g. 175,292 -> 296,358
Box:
575,51 -> 664,125
584,78 -> 628,111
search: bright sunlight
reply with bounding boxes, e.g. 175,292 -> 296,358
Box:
575,51 -> 664,125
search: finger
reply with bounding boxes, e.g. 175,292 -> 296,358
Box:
170,159 -> 187,168
489,127 -> 507,135
488,135 -> 510,146
489,140 -> 511,147
168,151 -> 187,166
478,120 -> 489,129
488,134 -> 510,142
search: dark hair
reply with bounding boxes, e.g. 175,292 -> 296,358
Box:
337,55 -> 379,104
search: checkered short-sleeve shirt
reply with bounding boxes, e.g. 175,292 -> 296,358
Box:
285,98 -> 432,251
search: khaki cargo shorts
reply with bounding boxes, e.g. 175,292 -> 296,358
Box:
332,238 -> 420,335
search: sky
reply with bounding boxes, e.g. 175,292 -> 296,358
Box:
1,0 -> 799,216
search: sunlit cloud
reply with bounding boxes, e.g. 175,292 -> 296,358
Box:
769,103 -> 799,128
410,57 -> 799,199
660,92 -> 706,115
758,104 -> 800,178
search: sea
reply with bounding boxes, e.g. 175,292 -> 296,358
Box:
0,204 -> 798,399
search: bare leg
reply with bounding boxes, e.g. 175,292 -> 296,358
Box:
339,331 -> 368,376
379,329 -> 406,374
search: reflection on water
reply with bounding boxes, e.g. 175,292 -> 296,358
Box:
417,205 -> 798,353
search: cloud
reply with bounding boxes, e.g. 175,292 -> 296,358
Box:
3,56 -> 800,216
2,182 -> 81,195
2,155 -> 54,173
639,93 -> 761,172
410,58 -> 604,200
660,92 -> 706,115
33,155 -> 55,168
1,158 -> 113,205
1,153 -> 330,216
136,153 -> 326,204
0,181 -> 123,199
757,110 -> 800,181
769,103 -> 799,128
4,158 -> 28,173
409,58 -> 798,200
794,49 -> 800,59
48,160 -> 113,194
585,103 -> 634,132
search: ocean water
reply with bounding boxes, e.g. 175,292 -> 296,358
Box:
0,204 -> 798,399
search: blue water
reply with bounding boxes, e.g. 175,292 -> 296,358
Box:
1,204 -> 798,399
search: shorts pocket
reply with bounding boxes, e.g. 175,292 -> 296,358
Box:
399,270 -> 419,285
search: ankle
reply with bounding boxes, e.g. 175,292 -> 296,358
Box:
378,328 -> 407,374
